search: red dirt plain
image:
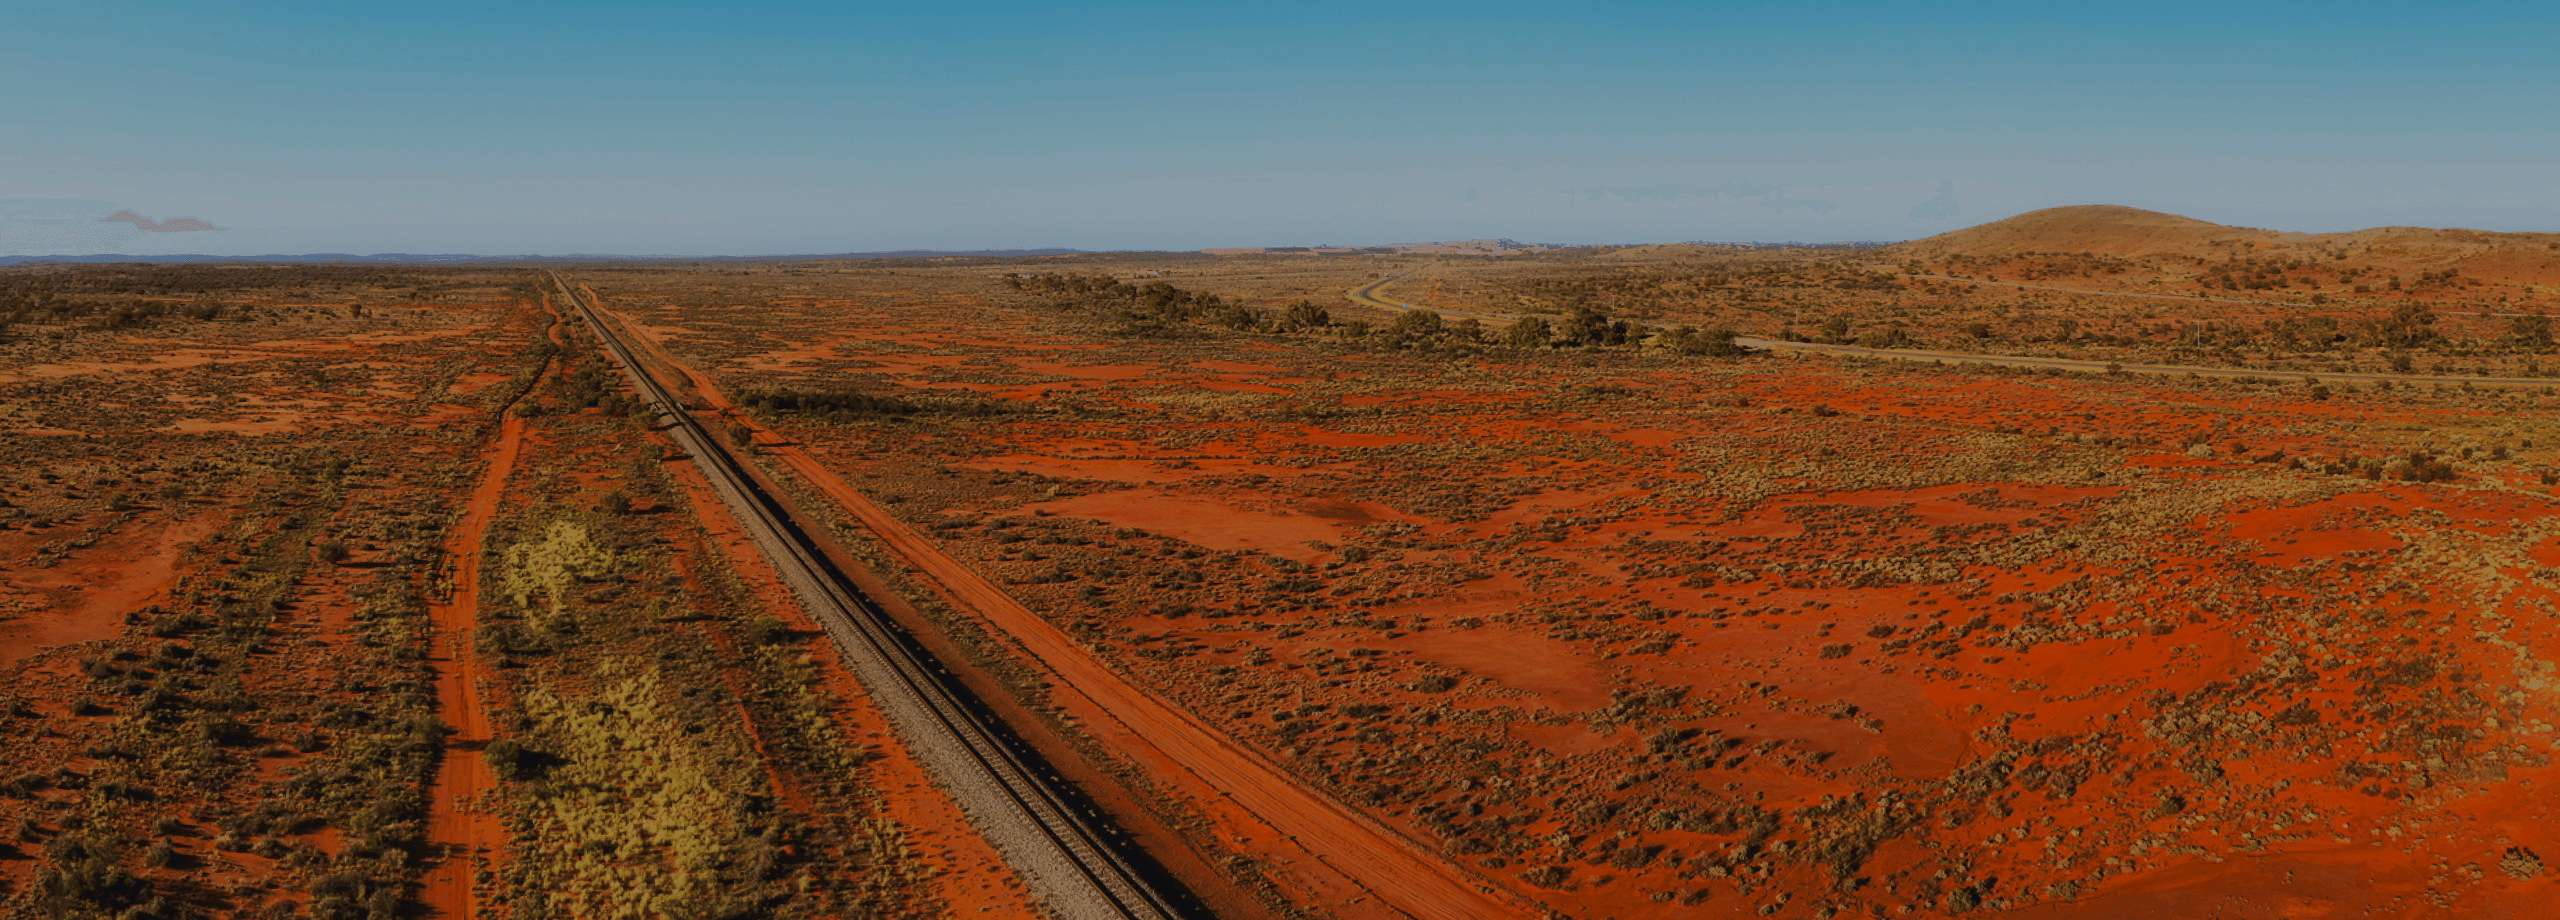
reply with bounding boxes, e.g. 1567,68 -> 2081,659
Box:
0,266 -> 560,917
575,257 -> 2560,920
0,267 -> 988,920
14,231 -> 2557,919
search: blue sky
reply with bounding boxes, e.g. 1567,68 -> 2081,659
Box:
6,1 -> 2555,255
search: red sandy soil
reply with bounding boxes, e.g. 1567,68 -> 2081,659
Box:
1016,489 -> 1384,564
0,515 -> 219,666
0,273 -> 561,916
0,325 -> 497,384
564,266 -> 2560,920
418,414 -> 520,920
416,295 -> 564,920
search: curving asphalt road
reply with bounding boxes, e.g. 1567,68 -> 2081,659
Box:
1343,269 -> 1423,313
1344,269 -> 1529,324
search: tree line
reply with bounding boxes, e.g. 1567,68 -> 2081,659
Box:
1004,273 -> 1331,338
1005,273 -> 1745,356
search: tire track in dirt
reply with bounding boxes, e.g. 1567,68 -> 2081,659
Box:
585,298 -> 1536,920
419,412 -> 522,920
419,304 -> 553,920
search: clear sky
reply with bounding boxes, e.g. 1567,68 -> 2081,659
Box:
6,1 -> 2555,256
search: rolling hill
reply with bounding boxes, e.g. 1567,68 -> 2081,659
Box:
1887,205 -> 2560,304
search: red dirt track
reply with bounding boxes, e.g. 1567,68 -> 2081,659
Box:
419,413 -> 521,920
0,269 -> 1027,919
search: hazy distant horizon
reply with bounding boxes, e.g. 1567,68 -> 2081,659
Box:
0,234 -> 1918,264
8,2 -> 2555,256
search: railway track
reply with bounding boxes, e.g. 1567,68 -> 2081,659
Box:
547,273 -> 1194,920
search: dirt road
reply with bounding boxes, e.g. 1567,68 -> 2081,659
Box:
419,411 -> 521,920
419,303 -> 557,920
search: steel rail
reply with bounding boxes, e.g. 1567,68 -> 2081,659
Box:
547,273 -> 1191,920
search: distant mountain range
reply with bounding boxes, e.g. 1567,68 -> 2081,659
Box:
0,248 -> 1097,266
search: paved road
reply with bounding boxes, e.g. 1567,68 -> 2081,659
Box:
1736,336 -> 2560,388
1343,269 -> 1423,312
551,273 -> 1193,920
1344,268 -> 1530,323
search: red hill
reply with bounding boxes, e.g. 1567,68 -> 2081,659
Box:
1889,205 -> 2560,296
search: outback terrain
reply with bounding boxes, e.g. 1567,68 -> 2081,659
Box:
0,266 -> 1004,920
5,206 -> 2559,919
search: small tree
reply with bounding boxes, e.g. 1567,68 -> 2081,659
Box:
1558,305 -> 1616,346
1283,300 -> 1331,330
2508,311 -> 2553,349
743,615 -> 788,646
483,738 -> 541,782
1504,317 -> 1553,349
2372,301 -> 2437,349
1389,309 -> 1443,339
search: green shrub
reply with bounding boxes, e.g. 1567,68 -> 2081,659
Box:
742,616 -> 789,647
